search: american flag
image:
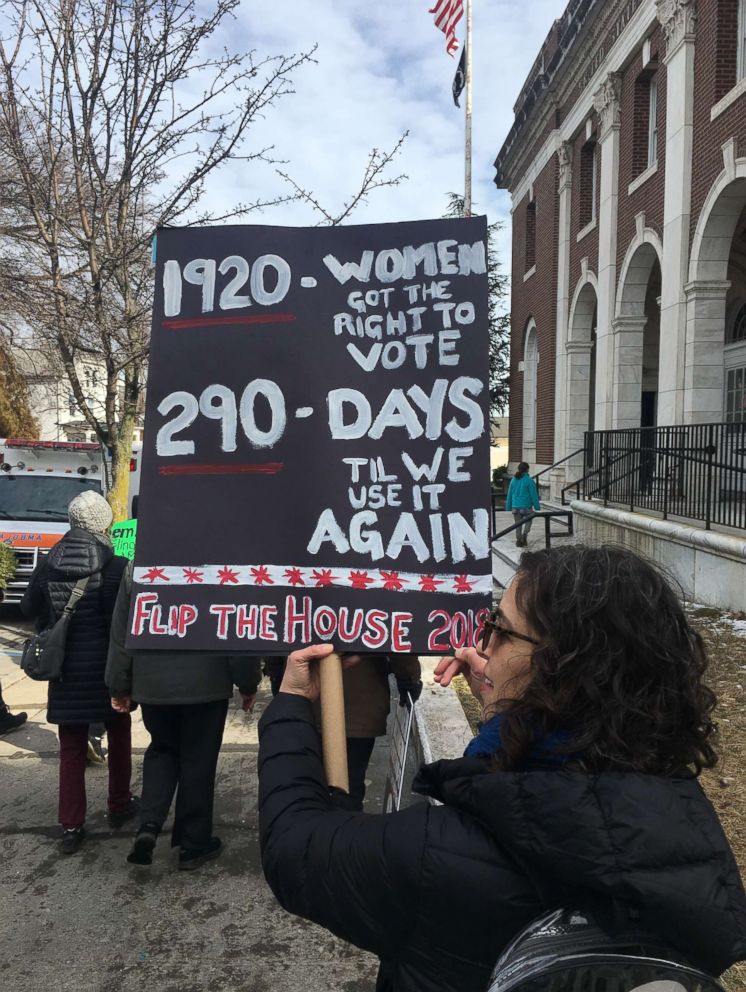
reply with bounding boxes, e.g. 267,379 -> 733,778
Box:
429,0 -> 463,57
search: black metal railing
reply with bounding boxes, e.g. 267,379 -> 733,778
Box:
563,422 -> 746,531
491,510 -> 574,547
533,447 -> 585,488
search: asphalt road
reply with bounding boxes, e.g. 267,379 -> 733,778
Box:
0,606 -> 381,992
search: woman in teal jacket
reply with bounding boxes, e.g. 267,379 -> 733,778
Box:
505,462 -> 540,547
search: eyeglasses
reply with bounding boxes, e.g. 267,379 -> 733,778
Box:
482,609 -> 540,647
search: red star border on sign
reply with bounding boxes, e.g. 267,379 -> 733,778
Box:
142,567 -> 169,583
284,567 -> 305,586
250,566 -> 273,585
183,568 -> 203,584
380,571 -> 405,591
453,575 -> 473,593
312,568 -> 336,587
419,575 -> 443,592
349,570 -> 374,589
217,567 -> 240,585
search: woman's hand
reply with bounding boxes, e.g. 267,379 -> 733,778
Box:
434,647 -> 487,689
279,644 -> 335,700
111,696 -> 132,713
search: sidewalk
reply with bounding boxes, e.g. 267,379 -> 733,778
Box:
0,611 -> 380,992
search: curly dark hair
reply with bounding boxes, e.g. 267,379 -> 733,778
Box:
495,545 -> 718,776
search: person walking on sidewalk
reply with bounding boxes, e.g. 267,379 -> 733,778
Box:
0,680 -> 27,735
505,462 -> 540,548
106,564 -> 262,870
20,491 -> 136,854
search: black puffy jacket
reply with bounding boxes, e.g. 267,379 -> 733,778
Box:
21,528 -> 127,725
258,694 -> 746,992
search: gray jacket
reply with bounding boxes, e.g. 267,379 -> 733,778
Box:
105,564 -> 261,705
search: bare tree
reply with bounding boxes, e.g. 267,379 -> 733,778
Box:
0,0 -> 315,517
277,135 -> 408,226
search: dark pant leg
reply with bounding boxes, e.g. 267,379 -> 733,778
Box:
521,508 -> 535,538
105,714 -> 133,813
173,699 -> 228,852
139,704 -> 181,831
512,510 -> 524,541
345,737 -> 376,812
58,724 -> 89,829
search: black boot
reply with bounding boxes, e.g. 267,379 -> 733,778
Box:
127,822 -> 160,865
0,707 -> 27,735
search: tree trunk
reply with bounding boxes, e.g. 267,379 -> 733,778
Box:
108,420 -> 135,522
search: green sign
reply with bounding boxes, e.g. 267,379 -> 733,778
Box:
111,518 -> 137,559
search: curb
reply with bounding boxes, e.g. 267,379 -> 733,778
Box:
413,657 -> 473,764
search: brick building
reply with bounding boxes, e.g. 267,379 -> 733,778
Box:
496,0 -> 746,474
495,0 -> 746,609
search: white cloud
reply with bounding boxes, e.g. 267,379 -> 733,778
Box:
193,0 -> 568,280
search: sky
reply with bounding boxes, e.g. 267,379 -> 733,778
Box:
198,0 -> 570,279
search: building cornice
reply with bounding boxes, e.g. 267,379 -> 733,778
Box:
502,0 -> 659,206
495,0 -> 654,190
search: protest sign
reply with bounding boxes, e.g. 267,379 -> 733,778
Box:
127,217 -> 493,653
111,519 -> 137,560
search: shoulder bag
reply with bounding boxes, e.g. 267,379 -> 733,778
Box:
21,577 -> 90,682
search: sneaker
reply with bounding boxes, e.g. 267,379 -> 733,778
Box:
87,737 -> 107,764
178,836 -> 223,871
127,824 -> 159,866
108,796 -> 140,829
61,827 -> 86,855
0,708 -> 27,735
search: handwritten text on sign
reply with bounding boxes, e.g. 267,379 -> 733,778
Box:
127,218 -> 492,653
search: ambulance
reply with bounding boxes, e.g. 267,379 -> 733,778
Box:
0,439 -> 105,604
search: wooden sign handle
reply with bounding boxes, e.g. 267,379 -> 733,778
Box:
319,651 -> 349,793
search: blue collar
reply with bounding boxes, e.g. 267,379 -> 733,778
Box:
464,713 -> 575,765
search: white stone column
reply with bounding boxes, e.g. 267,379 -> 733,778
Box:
551,141 -> 574,500
593,73 -> 623,431
656,0 -> 697,426
565,340 -> 594,490
611,315 -> 647,428
683,280 -> 730,421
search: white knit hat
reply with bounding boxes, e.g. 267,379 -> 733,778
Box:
68,490 -> 113,533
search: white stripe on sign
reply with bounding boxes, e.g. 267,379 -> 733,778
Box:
133,564 -> 492,595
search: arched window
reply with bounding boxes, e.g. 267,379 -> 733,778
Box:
522,321 -> 538,449
525,200 -> 536,272
729,302 -> 746,344
726,301 -> 746,424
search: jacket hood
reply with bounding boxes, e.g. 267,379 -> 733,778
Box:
413,758 -> 746,975
47,527 -> 113,579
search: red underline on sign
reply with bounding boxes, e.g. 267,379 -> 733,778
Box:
158,463 -> 284,476
161,313 -> 296,329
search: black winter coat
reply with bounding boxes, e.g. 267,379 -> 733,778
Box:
258,694 -> 746,992
21,528 -> 127,725
105,563 -> 262,704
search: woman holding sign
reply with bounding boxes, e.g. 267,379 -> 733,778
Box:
258,545 -> 746,991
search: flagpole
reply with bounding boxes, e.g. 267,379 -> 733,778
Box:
464,0 -> 473,216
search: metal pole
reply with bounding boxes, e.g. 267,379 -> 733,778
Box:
464,0 -> 473,216
705,423 -> 714,530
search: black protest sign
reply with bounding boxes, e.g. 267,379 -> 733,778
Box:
127,217 -> 492,653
